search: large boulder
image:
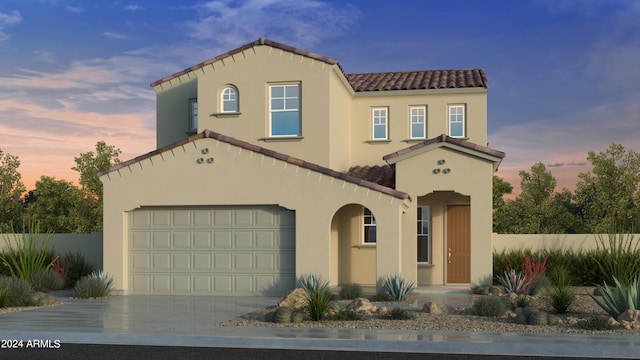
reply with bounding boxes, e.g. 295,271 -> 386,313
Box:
422,301 -> 448,314
277,288 -> 307,309
346,297 -> 377,314
618,309 -> 640,323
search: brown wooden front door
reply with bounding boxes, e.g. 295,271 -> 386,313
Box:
446,204 -> 471,283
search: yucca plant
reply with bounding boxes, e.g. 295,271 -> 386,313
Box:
496,269 -> 529,294
544,264 -> 575,314
591,276 -> 640,319
73,271 -> 114,298
592,232 -> 640,287
380,274 -> 416,301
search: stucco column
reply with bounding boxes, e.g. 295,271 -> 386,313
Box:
375,205 -> 404,285
294,210 -> 332,283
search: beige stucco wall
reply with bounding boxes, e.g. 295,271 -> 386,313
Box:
350,90 -> 488,167
101,136 -> 410,292
155,78 -> 197,148
331,204 -> 377,285
394,146 -> 496,285
493,233 -> 640,253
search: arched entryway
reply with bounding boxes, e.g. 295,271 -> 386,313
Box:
330,204 -> 377,286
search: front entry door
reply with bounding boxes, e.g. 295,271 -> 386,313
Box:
446,205 -> 471,283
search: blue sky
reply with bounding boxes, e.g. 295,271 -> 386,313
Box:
1,0 -> 639,195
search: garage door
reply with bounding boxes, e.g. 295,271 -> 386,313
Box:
129,206 -> 295,296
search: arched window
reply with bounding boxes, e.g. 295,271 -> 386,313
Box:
221,86 -> 238,112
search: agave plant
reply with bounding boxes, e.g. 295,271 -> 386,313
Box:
381,274 -> 416,301
496,269 -> 529,294
591,276 -> 640,319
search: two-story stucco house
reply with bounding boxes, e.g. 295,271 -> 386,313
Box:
99,38 -> 505,296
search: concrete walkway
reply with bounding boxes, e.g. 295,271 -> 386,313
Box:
0,290 -> 639,358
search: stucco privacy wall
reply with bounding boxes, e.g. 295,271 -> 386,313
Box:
101,133 -> 411,292
493,233 -> 640,253
0,233 -> 103,270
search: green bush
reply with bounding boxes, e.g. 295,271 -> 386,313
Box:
592,232 -> 640,287
515,295 -> 531,308
544,264 -> 575,314
298,273 -> 335,321
472,296 -> 507,317
73,271 -> 114,298
339,283 -> 363,300
0,282 -> 9,308
380,274 -> 416,301
30,268 -> 65,292
64,251 -> 96,287
329,308 -> 364,321
387,307 -> 415,320
0,275 -> 35,307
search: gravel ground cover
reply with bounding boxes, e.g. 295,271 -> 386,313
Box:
218,287 -> 640,335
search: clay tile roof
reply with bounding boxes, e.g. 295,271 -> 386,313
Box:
383,134 -> 505,162
150,37 -> 338,88
346,69 -> 488,92
100,130 -> 411,202
346,165 -> 395,189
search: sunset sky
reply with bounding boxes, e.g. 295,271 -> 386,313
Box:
1,0 -> 639,196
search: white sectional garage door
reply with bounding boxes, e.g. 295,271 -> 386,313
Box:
129,206 -> 295,296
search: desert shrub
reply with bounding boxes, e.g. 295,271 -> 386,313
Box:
544,265 -> 575,314
380,274 -> 416,301
591,276 -> 640,319
0,275 -> 35,307
73,271 -> 114,298
387,307 -> 415,320
0,282 -> 9,308
297,273 -> 335,321
329,308 -> 364,321
577,316 -> 611,331
339,283 -> 362,300
0,217 -> 56,285
30,268 -> 65,292
592,232 -> 640,287
64,251 -> 96,287
515,295 -> 531,308
472,296 -> 506,317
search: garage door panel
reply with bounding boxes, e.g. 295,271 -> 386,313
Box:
130,206 -> 295,296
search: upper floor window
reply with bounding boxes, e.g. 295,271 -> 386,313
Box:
410,106 -> 426,139
449,105 -> 465,138
372,107 -> 388,140
269,84 -> 300,137
221,86 -> 238,112
417,206 -> 430,263
189,98 -> 198,132
363,207 -> 377,243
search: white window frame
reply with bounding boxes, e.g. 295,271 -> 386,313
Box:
363,207 -> 377,244
189,98 -> 198,132
372,107 -> 388,140
448,104 -> 465,138
221,86 -> 238,113
409,106 -> 426,139
417,206 -> 430,263
269,83 -> 301,137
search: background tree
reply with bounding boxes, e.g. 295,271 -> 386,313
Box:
24,176 -> 82,233
496,163 -> 579,233
492,175 -> 513,232
71,141 -> 121,232
0,148 -> 26,231
575,144 -> 640,232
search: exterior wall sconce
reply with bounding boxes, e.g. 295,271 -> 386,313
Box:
437,159 -> 446,165
432,168 -> 441,174
206,157 -> 214,164
196,158 -> 204,164
202,148 -> 209,154
443,168 -> 451,174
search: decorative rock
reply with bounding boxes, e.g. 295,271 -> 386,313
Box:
607,317 -> 619,327
31,292 -> 55,306
422,301 -> 447,314
277,288 -> 307,309
377,306 -> 388,316
346,297 -> 377,314
618,309 -> 640,323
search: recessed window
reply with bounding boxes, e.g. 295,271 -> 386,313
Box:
221,86 -> 238,112
372,107 -> 388,140
363,207 -> 377,243
189,98 -> 198,132
449,105 -> 465,138
417,206 -> 430,263
410,106 -> 426,139
270,84 -> 300,137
